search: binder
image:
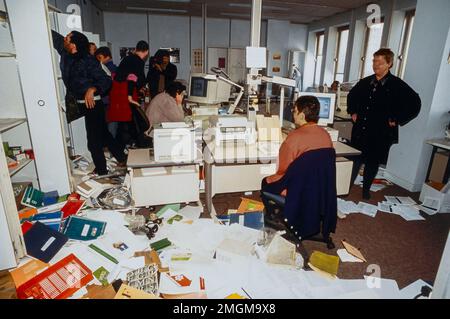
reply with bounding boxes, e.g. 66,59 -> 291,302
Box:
61,215 -> 106,241
23,221 -> 68,263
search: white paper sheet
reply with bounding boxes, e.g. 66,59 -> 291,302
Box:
337,249 -> 364,263
419,196 -> 441,215
357,202 -> 378,218
399,279 -> 433,299
178,205 -> 203,221
337,199 -> 359,215
391,205 -> 425,221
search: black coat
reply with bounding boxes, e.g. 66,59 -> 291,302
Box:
147,62 -> 177,98
347,72 -> 421,164
263,148 -> 337,240
51,31 -> 112,100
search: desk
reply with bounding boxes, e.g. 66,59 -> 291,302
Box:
426,138 -> 450,184
204,141 -> 361,215
127,148 -> 203,207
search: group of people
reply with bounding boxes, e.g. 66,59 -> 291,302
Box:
52,28 -> 421,206
52,30 -> 186,176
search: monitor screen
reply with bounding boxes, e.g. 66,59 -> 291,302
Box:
317,97 -> 332,119
190,77 -> 208,97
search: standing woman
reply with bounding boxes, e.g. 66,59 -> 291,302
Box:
348,48 -> 421,199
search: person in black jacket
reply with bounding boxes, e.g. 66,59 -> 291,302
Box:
347,48 -> 421,199
52,30 -> 126,176
147,49 -> 177,99
114,40 -> 149,147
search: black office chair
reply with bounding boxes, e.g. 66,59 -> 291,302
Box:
261,148 -> 338,250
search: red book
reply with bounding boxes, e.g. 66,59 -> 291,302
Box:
16,254 -> 93,299
21,221 -> 34,235
61,200 -> 85,219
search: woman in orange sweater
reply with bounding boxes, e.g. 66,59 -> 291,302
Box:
262,96 -> 333,196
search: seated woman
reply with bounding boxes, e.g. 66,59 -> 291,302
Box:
261,96 -> 333,199
145,81 -> 186,135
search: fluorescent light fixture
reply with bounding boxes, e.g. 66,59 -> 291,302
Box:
157,0 -> 191,3
228,3 -> 289,11
126,7 -> 188,13
220,12 -> 251,18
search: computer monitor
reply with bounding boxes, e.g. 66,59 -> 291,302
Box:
188,73 -> 231,105
297,92 -> 336,126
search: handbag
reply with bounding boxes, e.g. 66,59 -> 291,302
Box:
65,91 -> 86,123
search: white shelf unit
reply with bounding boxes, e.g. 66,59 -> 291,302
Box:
9,159 -> 33,177
0,0 -> 73,270
0,3 -> 31,270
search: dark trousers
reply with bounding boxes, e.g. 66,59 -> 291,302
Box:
84,100 -> 126,175
350,156 -> 380,193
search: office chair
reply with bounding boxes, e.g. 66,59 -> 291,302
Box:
261,148 -> 338,250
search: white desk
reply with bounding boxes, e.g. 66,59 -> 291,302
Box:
203,140 -> 361,215
127,148 -> 203,207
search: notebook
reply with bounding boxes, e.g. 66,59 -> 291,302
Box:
42,190 -> 59,206
61,215 -> 106,241
23,222 -> 69,263
229,211 -> 264,230
21,186 -> 45,208
31,211 -> 63,231
61,199 -> 85,219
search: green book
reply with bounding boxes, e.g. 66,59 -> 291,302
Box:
21,186 -> 45,208
88,244 -> 119,264
93,267 -> 110,286
150,238 -> 172,251
156,204 -> 181,218
167,214 -> 183,225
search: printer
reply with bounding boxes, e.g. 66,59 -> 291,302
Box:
209,115 -> 257,145
153,122 -> 197,163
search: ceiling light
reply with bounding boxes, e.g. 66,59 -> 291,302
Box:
157,0 -> 191,3
228,3 -> 289,11
126,7 -> 188,13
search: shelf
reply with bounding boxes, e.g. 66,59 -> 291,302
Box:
9,159 -> 33,177
0,52 -> 16,58
0,118 -> 27,133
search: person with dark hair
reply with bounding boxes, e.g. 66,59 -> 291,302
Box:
147,49 -> 178,98
347,48 -> 421,199
95,46 -> 116,76
89,42 -> 97,56
261,95 -> 333,195
145,81 -> 186,133
51,30 -> 126,176
108,40 -> 150,147
95,46 -> 119,136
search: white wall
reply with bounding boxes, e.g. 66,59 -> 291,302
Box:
386,0 -> 450,191
103,13 -> 279,82
148,15 -> 191,81
289,23 -> 308,51
103,12 -> 148,65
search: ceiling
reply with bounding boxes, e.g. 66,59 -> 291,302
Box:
92,0 -> 375,24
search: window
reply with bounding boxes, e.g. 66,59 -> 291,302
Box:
360,20 -> 384,78
396,10 -> 415,78
333,26 -> 350,83
313,31 -> 325,86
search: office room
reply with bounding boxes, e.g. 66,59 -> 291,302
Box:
0,0 -> 449,304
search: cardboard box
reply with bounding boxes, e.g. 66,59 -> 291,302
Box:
419,181 -> 450,213
429,151 -> 449,182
